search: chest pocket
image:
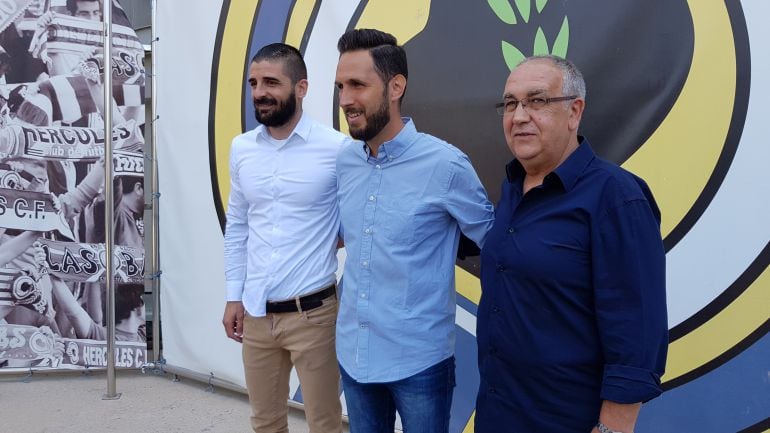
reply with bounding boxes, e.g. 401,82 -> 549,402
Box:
379,202 -> 414,244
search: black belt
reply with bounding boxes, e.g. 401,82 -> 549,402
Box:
265,284 -> 336,314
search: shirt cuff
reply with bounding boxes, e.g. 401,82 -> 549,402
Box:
600,364 -> 663,404
226,281 -> 244,302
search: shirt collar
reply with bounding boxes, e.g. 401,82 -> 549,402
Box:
505,136 -> 595,192
256,111 -> 311,143
358,117 -> 416,161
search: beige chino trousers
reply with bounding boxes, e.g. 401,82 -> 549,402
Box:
242,295 -> 342,433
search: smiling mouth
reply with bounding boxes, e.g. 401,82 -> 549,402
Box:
345,111 -> 363,121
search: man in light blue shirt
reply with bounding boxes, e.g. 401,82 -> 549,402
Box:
334,29 -> 494,433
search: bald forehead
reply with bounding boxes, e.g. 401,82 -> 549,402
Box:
504,59 -> 563,97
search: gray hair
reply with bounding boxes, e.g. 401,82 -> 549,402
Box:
519,55 -> 586,99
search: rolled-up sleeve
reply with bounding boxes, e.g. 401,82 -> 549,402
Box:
593,198 -> 668,403
443,154 -> 494,249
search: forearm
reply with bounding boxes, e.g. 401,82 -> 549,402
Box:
58,163 -> 104,217
223,223 -> 247,301
84,282 -> 102,325
223,202 -> 249,301
594,400 -> 641,433
50,278 -> 92,337
0,231 -> 38,267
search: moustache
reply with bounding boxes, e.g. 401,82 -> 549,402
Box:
254,97 -> 277,106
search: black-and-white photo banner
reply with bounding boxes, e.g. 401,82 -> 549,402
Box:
0,0 -> 146,371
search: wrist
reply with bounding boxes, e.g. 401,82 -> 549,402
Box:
596,421 -> 627,433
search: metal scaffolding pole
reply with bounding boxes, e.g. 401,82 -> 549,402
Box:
150,0 -> 161,363
102,0 -> 120,401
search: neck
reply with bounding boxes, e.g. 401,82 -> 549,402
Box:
116,318 -> 140,334
122,194 -> 142,215
267,109 -> 303,140
366,115 -> 404,157
521,135 -> 580,193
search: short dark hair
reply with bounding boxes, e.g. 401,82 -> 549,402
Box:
337,28 -> 408,96
66,0 -> 99,15
250,43 -> 307,84
104,283 -> 144,324
115,176 -> 143,196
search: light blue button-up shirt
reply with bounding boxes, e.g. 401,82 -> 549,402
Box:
336,118 -> 494,382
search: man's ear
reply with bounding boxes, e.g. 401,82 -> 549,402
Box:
295,78 -> 308,99
389,74 -> 406,103
568,98 -> 585,132
133,181 -> 144,194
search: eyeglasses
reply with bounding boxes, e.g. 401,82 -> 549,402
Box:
495,95 -> 577,115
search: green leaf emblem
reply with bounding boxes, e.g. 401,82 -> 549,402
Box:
534,27 -> 549,55
488,0 -> 517,24
515,0 -> 531,23
502,40 -> 526,69
552,16 -> 570,57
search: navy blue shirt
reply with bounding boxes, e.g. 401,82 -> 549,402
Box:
475,138 -> 668,433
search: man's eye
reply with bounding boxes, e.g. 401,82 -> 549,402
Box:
529,98 -> 546,105
505,101 -> 518,110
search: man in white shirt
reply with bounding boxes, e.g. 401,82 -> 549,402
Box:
222,43 -> 346,433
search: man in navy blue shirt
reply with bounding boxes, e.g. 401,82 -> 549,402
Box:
475,55 -> 668,433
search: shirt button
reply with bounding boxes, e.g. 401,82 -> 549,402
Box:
362,261 -> 369,267
375,165 -> 381,169
368,195 -> 375,201
489,387 -> 497,394
496,265 -> 505,272
508,227 -> 515,234
359,323 -> 368,328
364,228 -> 371,234
360,293 -> 366,299
492,306 -> 500,313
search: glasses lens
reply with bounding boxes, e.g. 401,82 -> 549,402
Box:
526,98 -> 547,110
497,100 -> 518,115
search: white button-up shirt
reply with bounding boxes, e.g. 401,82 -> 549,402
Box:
224,112 -> 347,316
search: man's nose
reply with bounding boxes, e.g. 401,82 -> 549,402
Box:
337,87 -> 352,107
511,103 -> 531,122
252,84 -> 267,99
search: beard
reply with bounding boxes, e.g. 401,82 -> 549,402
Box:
253,91 -> 297,127
348,89 -> 390,142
